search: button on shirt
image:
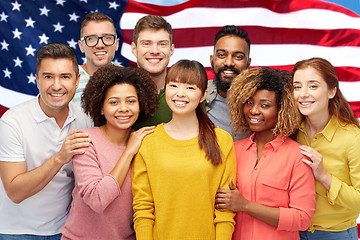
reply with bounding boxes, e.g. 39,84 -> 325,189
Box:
233,134 -> 316,240
297,117 -> 360,232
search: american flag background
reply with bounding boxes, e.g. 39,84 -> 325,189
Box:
1,0 -> 360,235
1,0 -> 360,119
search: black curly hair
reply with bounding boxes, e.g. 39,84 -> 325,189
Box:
81,64 -> 159,126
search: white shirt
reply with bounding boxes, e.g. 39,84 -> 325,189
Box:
0,96 -> 93,235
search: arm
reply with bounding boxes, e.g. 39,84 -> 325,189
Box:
74,126 -> 155,213
216,179 -> 280,228
110,126 -> 155,187
0,129 -> 90,204
214,144 -> 236,240
216,157 -> 316,231
131,150 -> 155,240
301,133 -> 360,210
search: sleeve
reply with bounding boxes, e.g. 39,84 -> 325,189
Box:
72,142 -> 121,213
214,137 -> 236,240
277,158 -> 316,231
0,119 -> 24,162
327,132 -> 360,211
131,149 -> 155,240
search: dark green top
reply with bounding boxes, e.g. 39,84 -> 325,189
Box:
132,88 -> 172,130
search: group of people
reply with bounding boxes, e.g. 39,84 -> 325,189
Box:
0,10 -> 359,240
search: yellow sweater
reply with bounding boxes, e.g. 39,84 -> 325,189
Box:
132,124 -> 236,240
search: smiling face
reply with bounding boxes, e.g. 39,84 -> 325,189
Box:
36,58 -> 79,117
131,28 -> 174,77
78,20 -> 119,74
210,35 -> 251,94
165,81 -> 206,117
102,83 -> 140,131
293,66 -> 336,119
243,89 -> 278,137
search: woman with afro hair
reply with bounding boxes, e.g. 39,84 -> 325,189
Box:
61,65 -> 158,240
215,67 -> 316,240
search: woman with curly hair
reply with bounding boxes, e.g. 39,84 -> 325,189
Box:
61,65 -> 158,240
293,58 -> 360,240
131,60 -> 236,239
215,67 -> 316,240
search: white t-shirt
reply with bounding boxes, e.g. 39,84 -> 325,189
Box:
0,96 -> 93,235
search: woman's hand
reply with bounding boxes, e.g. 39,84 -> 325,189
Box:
125,126 -> 155,156
215,179 -> 248,212
299,145 -> 332,190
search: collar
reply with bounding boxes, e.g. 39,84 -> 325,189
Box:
299,116 -> 338,142
244,132 -> 285,152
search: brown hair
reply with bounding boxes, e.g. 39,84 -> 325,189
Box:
82,65 -> 158,126
36,43 -> 79,76
165,60 -> 222,165
292,57 -> 359,127
133,15 -> 173,45
80,12 -> 116,37
228,67 -> 301,137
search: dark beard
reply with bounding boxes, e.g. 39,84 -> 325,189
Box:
213,66 -> 241,92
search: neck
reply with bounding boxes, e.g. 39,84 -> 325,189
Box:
38,97 -> 69,129
218,89 -> 227,98
253,130 -> 276,147
305,112 -> 331,134
164,112 -> 199,140
81,63 -> 97,76
150,71 -> 166,92
100,124 -> 131,146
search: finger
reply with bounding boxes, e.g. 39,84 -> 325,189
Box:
229,178 -> 236,190
302,159 -> 313,167
217,188 -> 229,194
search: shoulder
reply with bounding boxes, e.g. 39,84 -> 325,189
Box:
215,127 -> 234,150
1,98 -> 37,126
69,102 -> 93,128
205,80 -> 217,108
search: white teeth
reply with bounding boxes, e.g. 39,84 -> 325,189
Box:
95,52 -> 105,56
174,100 -> 186,106
250,118 -> 261,122
115,116 -> 131,120
148,59 -> 160,63
300,102 -> 312,105
50,93 -> 64,97
223,70 -> 234,74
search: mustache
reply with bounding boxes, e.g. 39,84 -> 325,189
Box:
216,66 -> 241,75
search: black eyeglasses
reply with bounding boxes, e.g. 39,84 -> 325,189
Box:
80,34 -> 117,47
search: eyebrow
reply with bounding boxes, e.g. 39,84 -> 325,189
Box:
216,49 -> 246,55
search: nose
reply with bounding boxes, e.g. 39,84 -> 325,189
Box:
224,55 -> 234,67
96,37 -> 105,48
299,86 -> 309,98
176,86 -> 185,97
52,78 -> 61,91
250,104 -> 260,115
149,43 -> 160,54
118,101 -> 128,111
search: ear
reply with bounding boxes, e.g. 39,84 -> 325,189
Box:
247,58 -> 252,69
328,87 -> 336,99
115,38 -> 119,51
35,74 -> 40,90
131,42 -> 137,58
75,73 -> 80,89
78,40 -> 85,53
170,43 -> 175,57
200,89 -> 208,103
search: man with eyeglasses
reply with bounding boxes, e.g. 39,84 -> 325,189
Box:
73,12 -> 119,106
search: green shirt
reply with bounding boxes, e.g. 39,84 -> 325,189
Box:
132,88 -> 172,130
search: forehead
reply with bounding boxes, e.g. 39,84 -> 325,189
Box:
253,89 -> 276,101
38,58 -> 76,74
105,83 -> 138,97
293,67 -> 325,83
215,35 -> 249,55
82,21 -> 116,36
136,28 -> 171,43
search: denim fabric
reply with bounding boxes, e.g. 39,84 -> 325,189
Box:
0,233 -> 61,240
300,226 -> 358,240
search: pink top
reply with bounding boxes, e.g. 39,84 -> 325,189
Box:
233,134 -> 315,240
61,127 -> 135,240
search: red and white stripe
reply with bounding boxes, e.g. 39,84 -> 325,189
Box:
120,0 -> 360,117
